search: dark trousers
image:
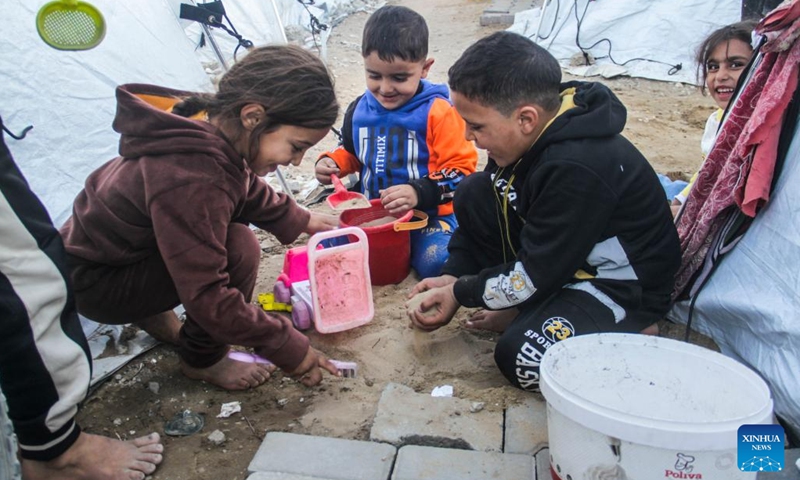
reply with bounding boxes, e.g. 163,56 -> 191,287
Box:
68,223 -> 260,368
449,172 -> 650,392
0,120 -> 88,460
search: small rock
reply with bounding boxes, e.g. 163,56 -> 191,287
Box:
148,382 -> 160,395
277,398 -> 289,407
207,429 -> 226,446
470,402 -> 485,413
113,418 -> 123,426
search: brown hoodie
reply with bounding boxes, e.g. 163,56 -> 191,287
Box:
60,84 -> 310,370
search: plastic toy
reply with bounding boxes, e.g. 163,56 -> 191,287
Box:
227,351 -> 357,378
273,228 -> 373,333
307,228 -> 373,333
257,292 -> 291,312
273,245 -> 314,330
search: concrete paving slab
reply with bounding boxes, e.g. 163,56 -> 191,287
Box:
504,396 -> 548,455
370,383 -> 503,452
248,432 -> 396,480
248,474 -> 328,480
391,445 -> 534,480
480,0 -> 538,26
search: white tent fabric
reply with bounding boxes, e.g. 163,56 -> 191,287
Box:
509,0 -> 741,85
2,0 -> 214,227
1,0 -> 366,228
668,118 -> 800,439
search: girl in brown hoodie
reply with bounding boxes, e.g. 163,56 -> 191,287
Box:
61,45 -> 341,391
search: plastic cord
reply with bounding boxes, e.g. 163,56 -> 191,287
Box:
572,0 -> 682,74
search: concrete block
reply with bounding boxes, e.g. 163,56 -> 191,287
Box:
392,445 -> 533,480
504,396 -> 548,455
533,447 -> 550,480
479,13 -> 516,27
370,383 -> 503,452
248,432 -> 396,480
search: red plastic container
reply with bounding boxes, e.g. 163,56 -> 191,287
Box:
339,199 -> 425,285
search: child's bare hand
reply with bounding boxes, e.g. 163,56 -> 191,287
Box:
407,284 -> 460,332
288,347 -> 340,387
380,185 -> 418,214
409,274 -> 457,298
315,157 -> 340,185
305,212 -> 339,234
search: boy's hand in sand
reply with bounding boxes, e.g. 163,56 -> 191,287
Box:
289,347 -> 340,387
409,274 -> 457,297
407,283 -> 460,332
315,157 -> 340,184
380,185 -> 418,214
305,211 -> 339,234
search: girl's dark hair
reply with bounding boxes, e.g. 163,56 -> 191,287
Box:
172,44 -> 338,160
695,20 -> 757,93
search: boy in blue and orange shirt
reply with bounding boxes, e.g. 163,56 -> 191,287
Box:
315,5 -> 478,279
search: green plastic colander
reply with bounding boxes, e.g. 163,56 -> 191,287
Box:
36,0 -> 106,51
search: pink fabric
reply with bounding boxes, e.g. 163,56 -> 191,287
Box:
673,1 -> 800,298
739,38 -> 800,215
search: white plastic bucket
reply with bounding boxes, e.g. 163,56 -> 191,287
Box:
539,333 -> 774,480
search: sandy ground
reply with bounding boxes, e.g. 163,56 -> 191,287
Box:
75,1 -> 718,479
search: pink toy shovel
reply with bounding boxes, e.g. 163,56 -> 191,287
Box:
326,174 -> 370,210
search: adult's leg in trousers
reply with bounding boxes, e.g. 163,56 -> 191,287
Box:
0,126 -> 90,461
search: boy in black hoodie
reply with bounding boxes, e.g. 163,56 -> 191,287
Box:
407,32 -> 681,391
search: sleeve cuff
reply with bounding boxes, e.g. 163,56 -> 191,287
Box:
409,177 -> 439,212
255,326 -> 310,372
453,275 -> 483,308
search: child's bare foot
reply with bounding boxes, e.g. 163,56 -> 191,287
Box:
464,308 -> 519,333
134,310 -> 182,345
22,432 -> 163,480
181,355 -> 275,390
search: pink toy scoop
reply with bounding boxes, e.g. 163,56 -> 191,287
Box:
326,174 -> 370,210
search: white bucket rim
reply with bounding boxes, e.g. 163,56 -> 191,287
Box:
540,333 -> 774,451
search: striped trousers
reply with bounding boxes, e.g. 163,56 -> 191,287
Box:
0,120 -> 91,461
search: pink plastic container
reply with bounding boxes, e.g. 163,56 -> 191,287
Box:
307,227 -> 374,333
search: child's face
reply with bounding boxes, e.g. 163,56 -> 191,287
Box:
705,39 -> 753,110
363,52 -> 433,110
451,92 -> 531,167
248,125 -> 329,177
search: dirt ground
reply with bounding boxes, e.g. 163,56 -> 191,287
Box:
75,1 -> 719,478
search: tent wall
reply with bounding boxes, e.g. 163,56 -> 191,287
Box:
669,119 -> 800,439
510,0 -> 741,85
1,0 -> 362,226
1,0 -> 214,226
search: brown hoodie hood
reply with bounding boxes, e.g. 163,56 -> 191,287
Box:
114,83 -> 241,161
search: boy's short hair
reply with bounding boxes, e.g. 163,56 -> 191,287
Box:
448,32 -> 562,116
362,6 -> 428,63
